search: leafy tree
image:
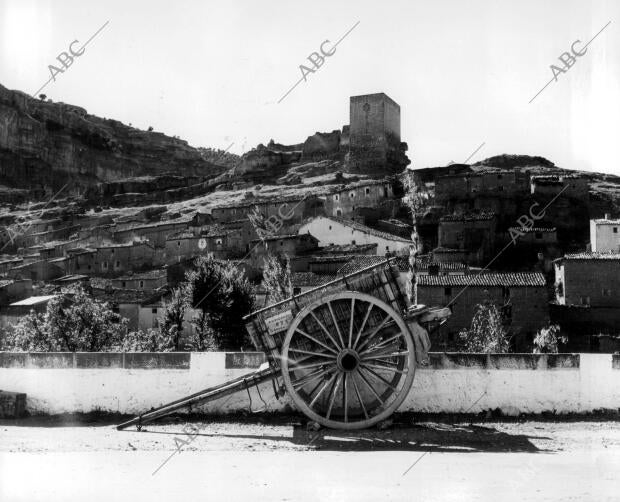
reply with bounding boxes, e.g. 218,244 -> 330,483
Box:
188,310 -> 216,351
5,285 -> 127,351
159,286 -> 188,350
186,254 -> 255,350
533,324 -> 566,354
262,253 -> 293,304
458,301 -> 510,353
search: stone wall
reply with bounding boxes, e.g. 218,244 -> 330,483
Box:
1,352 -> 618,416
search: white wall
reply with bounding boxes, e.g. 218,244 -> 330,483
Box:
591,220 -> 620,252
299,217 -> 410,256
1,352 -> 620,417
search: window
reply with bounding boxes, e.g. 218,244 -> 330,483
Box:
102,261 -> 108,269
349,191 -> 355,199
535,232 -> 543,239
444,287 -> 452,296
386,246 -> 389,251
335,194 -> 340,201
115,260 -> 120,268
111,249 -> 114,255
280,241 -> 283,246
336,209 -> 342,217
177,241 -> 181,246
151,308 -> 158,314
352,240 -> 356,245
498,186 -> 504,192
329,225 -> 332,230
293,287 -> 301,295
121,281 -> 126,288
139,280 -> 144,288
365,187 -> 370,196
580,296 -> 590,305
602,288 -> 613,297
614,227 -> 618,234
215,238 -> 223,245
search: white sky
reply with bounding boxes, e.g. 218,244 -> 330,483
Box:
0,0 -> 619,173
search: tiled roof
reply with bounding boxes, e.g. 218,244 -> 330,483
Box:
592,219 -> 620,225
337,256 -> 389,275
252,233 -> 318,243
214,195 -> 309,211
328,217 -> 412,243
508,227 -> 557,233
440,211 -> 496,222
316,243 -> 378,254
562,252 -> 620,260
418,272 -> 546,287
433,247 -> 465,253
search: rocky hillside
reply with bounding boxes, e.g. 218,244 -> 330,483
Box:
0,83 -> 227,197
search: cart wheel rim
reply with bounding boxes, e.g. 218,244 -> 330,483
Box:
281,291 -> 416,430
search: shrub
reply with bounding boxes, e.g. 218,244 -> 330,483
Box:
458,301 -> 511,353
533,324 -> 566,353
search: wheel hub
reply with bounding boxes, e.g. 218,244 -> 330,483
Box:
337,349 -> 360,372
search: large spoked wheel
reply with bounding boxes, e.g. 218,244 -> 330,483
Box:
280,292 -> 416,430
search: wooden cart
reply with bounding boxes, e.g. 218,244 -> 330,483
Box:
117,258 -> 449,431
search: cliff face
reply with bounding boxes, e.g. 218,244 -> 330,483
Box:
0,84 -> 225,196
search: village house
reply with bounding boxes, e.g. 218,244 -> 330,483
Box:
437,211 -> 497,265
324,180 -> 394,220
111,270 -> 167,291
210,195 -> 322,225
417,272 -> 548,351
435,169 -> 529,203
111,218 -> 192,248
0,279 -> 33,307
590,215 -> 620,252
0,294 -> 58,329
250,233 -> 319,269
164,226 -> 244,263
530,174 -> 589,199
552,252 -> 620,345
93,241 -> 156,276
7,259 -> 64,282
298,216 -> 412,256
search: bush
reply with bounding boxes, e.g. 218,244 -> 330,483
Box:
262,253 -> 292,304
116,328 -> 175,352
458,301 -> 510,353
533,324 -> 566,353
4,285 -> 128,351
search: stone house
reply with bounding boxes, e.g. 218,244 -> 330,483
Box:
417,272 -> 548,351
0,295 -> 58,329
298,216 -> 412,256
210,195 -> 322,226
92,241 -> 156,277
164,227 -> 244,263
590,216 -> 620,252
324,180 -> 394,220
250,234 -> 319,269
112,219 -> 192,248
437,211 -> 497,265
111,270 -> 167,291
530,175 -> 588,199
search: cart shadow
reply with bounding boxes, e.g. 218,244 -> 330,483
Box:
131,422 -> 551,453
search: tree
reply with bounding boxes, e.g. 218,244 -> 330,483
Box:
458,301 -> 510,353
186,254 -> 255,350
262,253 -> 293,304
159,286 -> 188,350
188,310 -> 216,351
117,328 -> 175,352
403,173 -> 423,305
533,324 -> 566,354
5,285 -> 127,351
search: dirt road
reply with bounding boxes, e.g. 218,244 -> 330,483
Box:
1,415 -> 619,501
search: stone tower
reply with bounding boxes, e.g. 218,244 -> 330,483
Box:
347,93 -> 408,174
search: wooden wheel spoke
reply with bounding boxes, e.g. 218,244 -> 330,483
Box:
327,301 -> 346,349
291,368 -> 329,390
348,298 -> 355,348
309,372 -> 338,408
295,328 -> 340,355
325,373 -> 343,420
351,375 -> 369,420
309,311 -> 343,351
352,302 -> 373,350
356,368 -> 385,405
362,351 -> 409,362
343,373 -> 349,423
288,347 -> 336,359
289,360 -> 336,372
359,331 -> 405,356
356,315 -> 391,352
363,362 -> 408,375
360,365 -> 398,392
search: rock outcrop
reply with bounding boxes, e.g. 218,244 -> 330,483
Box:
0,83 -> 226,197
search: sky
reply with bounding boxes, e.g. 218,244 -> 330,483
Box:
1,0 -> 619,174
